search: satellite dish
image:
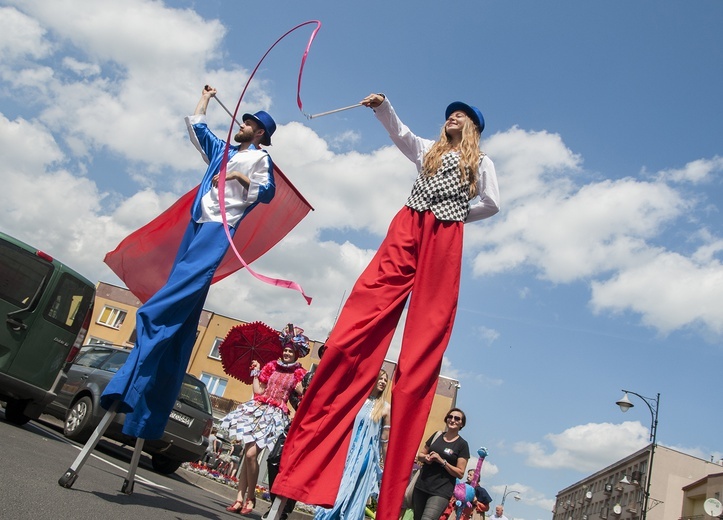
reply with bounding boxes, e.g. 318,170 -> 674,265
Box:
586,491 -> 593,500
613,504 -> 622,515
704,498 -> 723,517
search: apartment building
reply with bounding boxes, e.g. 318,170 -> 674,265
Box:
553,444 -> 722,520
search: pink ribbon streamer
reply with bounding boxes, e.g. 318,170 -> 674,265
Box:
217,20 -> 322,305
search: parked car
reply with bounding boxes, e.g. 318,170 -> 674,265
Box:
44,344 -> 213,474
0,231 -> 95,425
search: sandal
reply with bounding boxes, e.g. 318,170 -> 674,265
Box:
240,499 -> 256,515
226,501 -> 243,512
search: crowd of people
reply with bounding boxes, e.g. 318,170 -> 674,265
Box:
202,374 -> 499,520
204,393 -> 499,520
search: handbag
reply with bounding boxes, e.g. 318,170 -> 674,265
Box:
402,467 -> 421,510
402,431 -> 443,509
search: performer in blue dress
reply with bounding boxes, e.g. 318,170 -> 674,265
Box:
100,85 -> 277,439
315,370 -> 391,520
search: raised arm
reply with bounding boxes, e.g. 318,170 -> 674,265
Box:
194,85 -> 216,116
361,93 -> 434,166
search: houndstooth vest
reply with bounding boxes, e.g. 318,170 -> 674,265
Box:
405,151 -> 473,222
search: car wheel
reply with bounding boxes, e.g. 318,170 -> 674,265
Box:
64,396 -> 94,442
3,399 -> 31,425
151,454 -> 182,474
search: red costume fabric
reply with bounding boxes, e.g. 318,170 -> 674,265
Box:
104,164 -> 312,304
272,207 -> 463,520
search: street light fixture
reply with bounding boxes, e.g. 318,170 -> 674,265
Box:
501,484 -> 522,506
615,389 -> 660,520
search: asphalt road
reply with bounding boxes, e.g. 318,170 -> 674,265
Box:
0,408 -> 259,520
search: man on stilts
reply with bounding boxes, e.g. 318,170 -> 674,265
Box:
100,85 -> 278,439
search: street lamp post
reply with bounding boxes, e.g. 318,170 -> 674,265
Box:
615,389 -> 660,520
501,484 -> 521,506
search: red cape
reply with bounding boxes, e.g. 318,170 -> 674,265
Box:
104,164 -> 313,303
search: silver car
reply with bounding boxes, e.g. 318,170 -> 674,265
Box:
44,344 -> 212,474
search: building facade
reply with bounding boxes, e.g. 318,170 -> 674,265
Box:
680,471 -> 723,520
553,445 -> 722,520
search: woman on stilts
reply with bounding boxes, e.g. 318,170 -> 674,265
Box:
272,93 -> 500,520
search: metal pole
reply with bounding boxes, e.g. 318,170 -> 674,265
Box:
305,103 -> 363,119
643,393 -> 659,520
501,485 -> 521,506
621,390 -> 659,520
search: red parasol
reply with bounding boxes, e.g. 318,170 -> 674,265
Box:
218,321 -> 283,384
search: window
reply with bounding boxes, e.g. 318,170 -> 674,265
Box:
179,374 -> 213,414
97,305 -> 127,329
127,328 -> 137,345
0,240 -> 52,307
208,338 -> 223,360
200,372 -> 227,397
99,351 -> 130,373
44,273 -> 94,333
74,347 -> 114,368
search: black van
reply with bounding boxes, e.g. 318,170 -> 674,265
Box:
0,231 -> 95,425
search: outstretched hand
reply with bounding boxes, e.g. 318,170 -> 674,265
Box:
361,93 -> 385,108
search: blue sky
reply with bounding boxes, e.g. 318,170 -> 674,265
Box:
1,1 -> 721,518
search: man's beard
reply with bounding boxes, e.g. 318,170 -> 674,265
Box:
234,129 -> 253,143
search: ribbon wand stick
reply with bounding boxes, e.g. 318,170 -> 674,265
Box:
204,86 -> 242,126
305,103 -> 363,120
210,95 -> 243,127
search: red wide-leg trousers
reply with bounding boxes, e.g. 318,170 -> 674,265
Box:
272,207 -> 463,520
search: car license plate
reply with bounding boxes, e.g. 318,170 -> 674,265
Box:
169,410 -> 193,427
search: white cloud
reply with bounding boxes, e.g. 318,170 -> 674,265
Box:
590,247 -> 723,335
479,326 -> 500,345
464,126 -> 723,339
2,0 -> 269,179
0,113 -> 64,169
514,421 -> 649,472
0,6 -> 51,62
472,174 -> 686,283
61,57 -> 101,78
656,156 -> 723,184
483,126 -> 582,205
328,129 -> 362,150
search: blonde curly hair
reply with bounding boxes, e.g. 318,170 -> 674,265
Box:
422,117 -> 482,198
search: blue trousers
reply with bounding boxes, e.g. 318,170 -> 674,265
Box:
101,220 -> 235,439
